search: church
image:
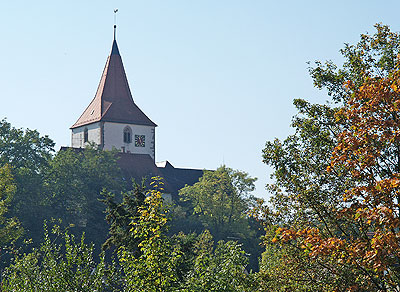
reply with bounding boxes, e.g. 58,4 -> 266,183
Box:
68,25 -> 203,198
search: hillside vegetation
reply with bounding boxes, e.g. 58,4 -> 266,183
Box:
2,24 -> 400,291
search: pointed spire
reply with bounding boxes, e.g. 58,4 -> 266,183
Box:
111,24 -> 120,55
111,39 -> 120,56
111,9 -> 120,55
71,25 -> 156,129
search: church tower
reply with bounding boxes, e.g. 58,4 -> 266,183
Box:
70,26 -> 157,160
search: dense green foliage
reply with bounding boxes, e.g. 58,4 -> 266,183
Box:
0,164 -> 23,245
3,23 -> 398,291
101,181 -> 146,252
0,119 -> 261,290
0,178 -> 254,291
0,119 -> 55,244
179,166 -> 256,239
44,147 -> 124,247
119,179 -> 181,291
1,223 -> 117,291
0,119 -> 125,246
178,166 -> 262,271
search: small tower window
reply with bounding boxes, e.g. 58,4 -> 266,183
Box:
84,128 -> 88,143
123,126 -> 132,143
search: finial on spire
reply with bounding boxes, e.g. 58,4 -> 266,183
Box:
113,9 -> 118,40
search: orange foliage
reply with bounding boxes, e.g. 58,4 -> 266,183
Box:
274,68 -> 400,290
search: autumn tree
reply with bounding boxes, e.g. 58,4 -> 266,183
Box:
260,100 -> 356,291
261,24 -> 400,291
324,68 -> 400,289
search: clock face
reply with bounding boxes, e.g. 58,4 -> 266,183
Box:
135,135 -> 145,147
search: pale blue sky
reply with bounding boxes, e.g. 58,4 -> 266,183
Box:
0,1 -> 398,198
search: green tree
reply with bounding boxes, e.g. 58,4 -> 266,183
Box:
119,177 -> 253,292
179,166 -> 257,240
0,119 -> 54,243
119,178 -> 181,291
181,230 -> 251,292
0,119 -> 54,171
0,164 -> 23,245
1,223 -> 118,291
178,165 -> 261,270
102,181 -> 146,253
44,147 -> 124,248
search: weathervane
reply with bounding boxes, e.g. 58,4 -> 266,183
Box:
114,8 -> 118,40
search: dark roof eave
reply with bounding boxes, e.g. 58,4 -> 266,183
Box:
100,118 -> 157,127
70,119 -> 101,129
71,119 -> 157,129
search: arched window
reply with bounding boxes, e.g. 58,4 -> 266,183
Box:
123,126 -> 132,143
83,128 -> 88,143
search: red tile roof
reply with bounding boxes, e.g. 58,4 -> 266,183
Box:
71,40 -> 157,129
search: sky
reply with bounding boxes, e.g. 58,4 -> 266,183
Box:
1,1 -> 399,199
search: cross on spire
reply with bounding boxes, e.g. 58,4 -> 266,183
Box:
113,9 -> 118,40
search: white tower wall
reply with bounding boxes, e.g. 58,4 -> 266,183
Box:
71,122 -> 101,148
103,122 -> 155,159
71,122 -> 156,160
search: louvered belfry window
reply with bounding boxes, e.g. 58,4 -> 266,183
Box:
123,126 -> 132,143
84,128 -> 89,143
